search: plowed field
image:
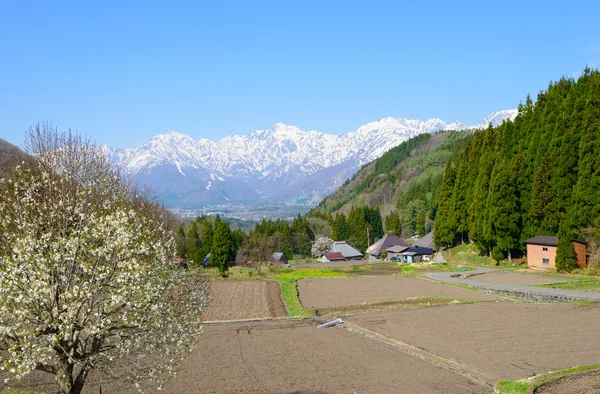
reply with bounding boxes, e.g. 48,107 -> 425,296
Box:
297,276 -> 500,311
349,302 -> 600,380
202,280 -> 287,321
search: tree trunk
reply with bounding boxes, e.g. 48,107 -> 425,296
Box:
508,250 -> 512,262
72,364 -> 91,394
56,358 -> 74,394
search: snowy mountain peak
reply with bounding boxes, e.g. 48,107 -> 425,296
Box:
108,109 -> 517,208
472,109 -> 518,129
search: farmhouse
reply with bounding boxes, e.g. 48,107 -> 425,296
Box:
367,233 -> 408,260
329,241 -> 363,260
524,236 -> 587,269
396,246 -> 436,263
272,252 -> 289,265
322,252 -> 346,262
413,231 -> 435,250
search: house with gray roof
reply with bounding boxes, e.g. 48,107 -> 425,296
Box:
413,231 -> 434,250
329,241 -> 363,260
367,233 -> 408,259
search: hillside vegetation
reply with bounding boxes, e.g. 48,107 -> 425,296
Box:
0,139 -> 27,178
434,68 -> 600,270
312,129 -> 473,238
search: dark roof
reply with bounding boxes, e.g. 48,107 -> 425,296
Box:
413,231 -> 435,249
272,252 -> 287,261
324,252 -> 345,261
524,236 -> 558,246
401,246 -> 435,256
367,233 -> 408,256
525,236 -> 587,246
387,245 -> 409,253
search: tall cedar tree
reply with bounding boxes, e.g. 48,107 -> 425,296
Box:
529,153 -> 553,233
433,161 -> 456,247
211,221 -> 235,275
331,213 -> 350,241
555,221 -> 577,272
385,211 -> 402,235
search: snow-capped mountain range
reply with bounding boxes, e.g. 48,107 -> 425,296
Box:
107,109 -> 518,208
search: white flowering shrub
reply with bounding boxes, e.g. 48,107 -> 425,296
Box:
0,125 -> 208,394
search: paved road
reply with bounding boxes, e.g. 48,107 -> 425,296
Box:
426,268 -> 600,301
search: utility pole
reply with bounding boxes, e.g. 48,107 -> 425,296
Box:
366,226 -> 370,263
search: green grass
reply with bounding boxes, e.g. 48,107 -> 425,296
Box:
444,244 -> 497,266
272,269 -> 348,317
535,363 -> 600,384
496,380 -> 531,394
399,265 -> 417,276
277,277 -> 310,316
496,363 -> 600,393
533,276 -> 600,291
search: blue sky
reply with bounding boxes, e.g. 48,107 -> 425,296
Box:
1,0 -> 599,149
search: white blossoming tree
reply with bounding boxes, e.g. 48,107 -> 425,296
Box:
0,124 -> 208,394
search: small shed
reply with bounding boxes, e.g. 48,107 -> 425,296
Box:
271,252 -> 289,265
524,236 -> 586,269
322,252 -> 345,262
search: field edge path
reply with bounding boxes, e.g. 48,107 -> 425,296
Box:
340,321 -> 499,387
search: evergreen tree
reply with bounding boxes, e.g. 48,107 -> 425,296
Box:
571,82 -> 600,227
434,161 -> 456,247
199,221 -> 214,260
175,224 -> 187,259
416,213 -> 426,237
488,164 -> 521,261
187,222 -> 203,264
347,206 -> 369,251
331,213 -> 350,241
211,221 -> 235,276
555,221 -> 577,272
529,153 -> 553,233
385,211 -> 402,235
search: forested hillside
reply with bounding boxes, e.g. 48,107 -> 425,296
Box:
434,68 -> 600,270
0,139 -> 27,178
310,129 -> 473,241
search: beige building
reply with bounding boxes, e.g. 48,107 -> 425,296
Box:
525,236 -> 586,269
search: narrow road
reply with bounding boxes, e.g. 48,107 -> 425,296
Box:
426,268 -> 600,301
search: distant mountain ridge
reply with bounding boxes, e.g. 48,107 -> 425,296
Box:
107,109 -> 518,208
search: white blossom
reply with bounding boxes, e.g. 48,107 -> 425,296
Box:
0,125 -> 208,394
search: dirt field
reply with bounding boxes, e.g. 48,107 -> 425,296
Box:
202,280 -> 287,321
161,319 -> 488,394
536,370 -> 600,393
297,276 -> 500,310
0,319 -> 488,394
348,303 -> 600,380
467,272 -> 569,285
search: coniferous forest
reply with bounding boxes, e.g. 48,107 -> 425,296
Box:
434,68 -> 600,269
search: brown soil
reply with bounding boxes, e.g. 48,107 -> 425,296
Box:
0,319 -> 488,394
297,276 -> 501,310
536,370 -> 600,393
468,272 -> 569,285
316,298 -> 468,315
161,319 -> 488,394
202,280 -> 287,321
348,303 -> 600,380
